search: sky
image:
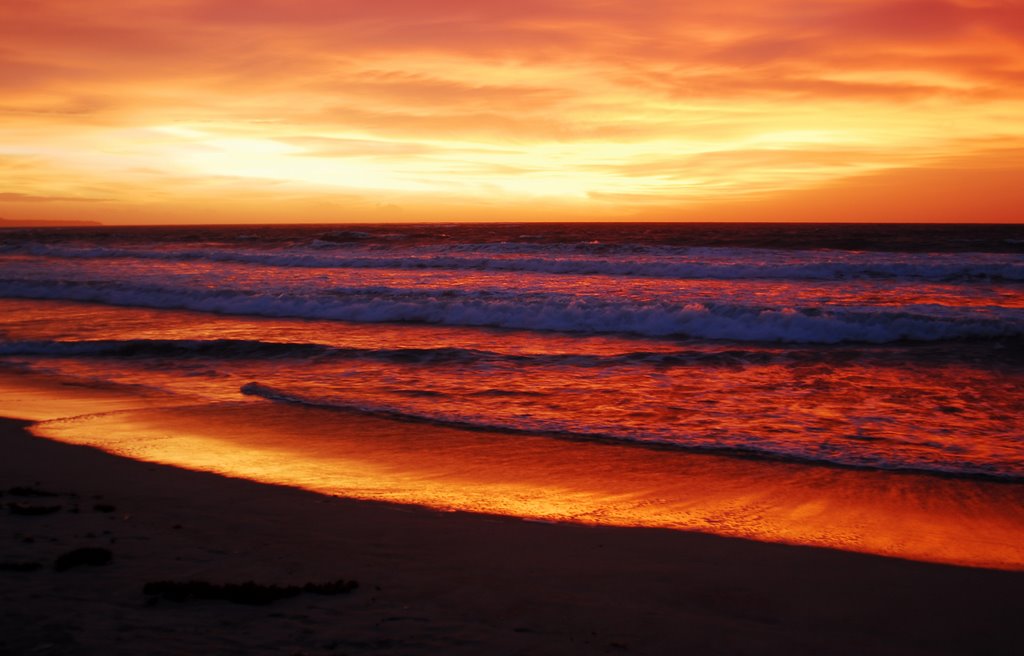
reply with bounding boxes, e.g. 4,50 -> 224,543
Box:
1,0 -> 1023,224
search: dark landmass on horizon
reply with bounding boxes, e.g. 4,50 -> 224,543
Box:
0,216 -> 103,227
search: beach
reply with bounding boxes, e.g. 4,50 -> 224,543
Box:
4,0 -> 1024,648
3,414 -> 1024,655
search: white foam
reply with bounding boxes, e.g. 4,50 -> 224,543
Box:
1,279 -> 1019,344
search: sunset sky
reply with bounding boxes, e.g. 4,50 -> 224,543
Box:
2,0 -> 1023,224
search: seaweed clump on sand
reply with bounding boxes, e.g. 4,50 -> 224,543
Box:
6,486 -> 68,515
7,486 -> 62,497
143,579 -> 359,605
54,547 -> 113,572
8,502 -> 62,516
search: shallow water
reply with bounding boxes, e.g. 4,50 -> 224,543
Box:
2,370 -> 1021,570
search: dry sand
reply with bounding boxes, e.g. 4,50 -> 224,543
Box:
2,416 -> 1023,655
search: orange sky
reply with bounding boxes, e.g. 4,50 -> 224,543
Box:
1,0 -> 1023,224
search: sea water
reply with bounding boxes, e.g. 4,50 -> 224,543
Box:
1,223 -> 1021,478
3,222 -> 1024,567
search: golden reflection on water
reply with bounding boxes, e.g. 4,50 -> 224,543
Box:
18,388 -> 1024,572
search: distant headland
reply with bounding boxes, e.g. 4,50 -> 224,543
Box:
0,216 -> 102,227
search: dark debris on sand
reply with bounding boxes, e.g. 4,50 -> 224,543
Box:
143,579 -> 359,605
7,486 -> 63,498
54,547 -> 113,572
8,502 -> 62,516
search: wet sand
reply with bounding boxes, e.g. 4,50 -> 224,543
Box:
2,416 -> 1024,655
12,370 -> 1024,571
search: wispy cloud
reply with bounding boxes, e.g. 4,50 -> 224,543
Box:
1,0 -> 1022,222
0,191 -> 109,203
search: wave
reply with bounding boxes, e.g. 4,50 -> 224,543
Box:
239,382 -> 1022,480
0,336 -> 807,368
0,337 -> 830,368
3,337 -> 1015,371
0,338 -> 330,359
0,338 -> 492,364
9,243 -> 1024,282
2,279 -> 1021,344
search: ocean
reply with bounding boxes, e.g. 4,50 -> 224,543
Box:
1,222 -> 1023,566
3,222 -> 1022,474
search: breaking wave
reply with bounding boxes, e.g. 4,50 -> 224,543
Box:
1,278 -> 1020,344
238,382 -> 1022,480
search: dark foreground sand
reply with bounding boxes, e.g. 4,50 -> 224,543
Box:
2,417 -> 1022,656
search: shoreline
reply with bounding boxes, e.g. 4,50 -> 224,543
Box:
3,366 -> 1024,571
3,415 -> 1024,654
